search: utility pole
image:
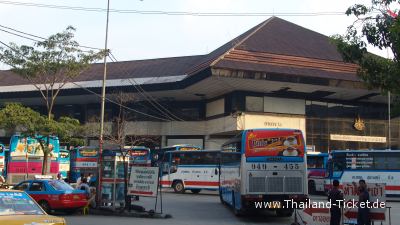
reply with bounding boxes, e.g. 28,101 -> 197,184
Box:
97,0 -> 111,207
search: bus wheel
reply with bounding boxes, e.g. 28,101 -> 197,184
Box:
190,189 -> 201,194
308,180 -> 316,195
172,181 -> 185,193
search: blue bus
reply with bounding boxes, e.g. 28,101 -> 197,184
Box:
128,146 -> 151,167
219,129 -> 307,216
58,147 -> 71,180
151,144 -> 201,166
70,146 -> 98,183
306,152 -> 329,194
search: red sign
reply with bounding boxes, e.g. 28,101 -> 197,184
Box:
245,130 -> 304,157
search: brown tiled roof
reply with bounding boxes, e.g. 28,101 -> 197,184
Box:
0,17 -> 359,88
0,55 -> 204,86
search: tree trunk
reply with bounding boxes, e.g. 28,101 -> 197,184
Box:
39,141 -> 48,175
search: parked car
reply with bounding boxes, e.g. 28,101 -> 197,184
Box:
0,189 -> 66,225
13,179 -> 87,213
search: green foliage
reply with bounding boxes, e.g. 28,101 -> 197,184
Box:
0,26 -> 105,119
0,103 -> 84,147
332,0 -> 400,96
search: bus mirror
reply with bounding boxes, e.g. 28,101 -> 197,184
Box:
214,168 -> 218,175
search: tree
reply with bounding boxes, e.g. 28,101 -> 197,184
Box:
104,91 -> 160,210
0,26 -> 104,119
0,103 -> 84,174
332,1 -> 400,105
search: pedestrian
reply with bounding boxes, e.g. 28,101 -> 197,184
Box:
77,177 -> 91,198
86,173 -> 93,185
76,173 -> 84,185
357,179 -> 370,225
328,179 -> 343,225
56,173 -> 63,180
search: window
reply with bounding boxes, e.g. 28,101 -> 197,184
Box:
48,180 -> 74,191
246,96 -> 263,112
307,156 -> 325,169
29,182 -> 45,192
178,152 -> 220,165
221,152 -> 241,165
14,182 -> 30,191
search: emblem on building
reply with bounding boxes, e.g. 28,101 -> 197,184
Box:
353,115 -> 365,131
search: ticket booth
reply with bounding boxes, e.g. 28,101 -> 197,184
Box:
100,149 -> 128,209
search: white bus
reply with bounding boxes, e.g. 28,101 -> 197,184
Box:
160,150 -> 220,194
325,150 -> 400,197
220,129 -> 308,216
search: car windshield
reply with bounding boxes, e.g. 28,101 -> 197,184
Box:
48,180 -> 74,191
0,192 -> 44,216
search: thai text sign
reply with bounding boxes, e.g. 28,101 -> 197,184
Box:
342,182 -> 386,222
128,166 -> 159,197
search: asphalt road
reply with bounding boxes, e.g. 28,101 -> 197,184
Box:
64,190 -> 292,225
64,191 -> 400,225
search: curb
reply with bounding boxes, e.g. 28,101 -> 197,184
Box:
87,208 -> 172,219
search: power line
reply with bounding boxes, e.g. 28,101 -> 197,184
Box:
107,53 -> 185,121
0,24 -> 103,51
71,81 -> 171,122
0,1 -> 346,17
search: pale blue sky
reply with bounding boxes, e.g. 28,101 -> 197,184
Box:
0,0 -> 382,69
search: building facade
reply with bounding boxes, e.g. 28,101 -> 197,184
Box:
0,17 -> 395,151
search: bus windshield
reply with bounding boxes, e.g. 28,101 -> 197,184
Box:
307,156 -> 326,169
245,130 -> 304,157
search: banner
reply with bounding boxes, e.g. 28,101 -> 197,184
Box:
342,182 -> 386,222
128,166 -> 159,197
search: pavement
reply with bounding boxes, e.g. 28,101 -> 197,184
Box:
64,190 -> 400,225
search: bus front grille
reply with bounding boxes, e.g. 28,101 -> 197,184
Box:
285,177 -> 303,193
249,177 -> 266,192
266,177 -> 284,193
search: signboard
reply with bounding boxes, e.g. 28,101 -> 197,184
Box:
79,148 -> 98,157
128,166 -> 159,197
245,130 -> 304,157
342,182 -> 386,222
11,138 -> 57,157
301,207 -> 330,225
330,134 -> 386,143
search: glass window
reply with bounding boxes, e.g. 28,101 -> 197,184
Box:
307,156 -> 325,169
48,180 -> 74,191
29,182 -> 45,192
387,154 -> 400,170
246,96 -> 263,112
0,192 -> 44,216
374,156 -> 386,170
221,152 -> 241,165
14,182 -> 30,191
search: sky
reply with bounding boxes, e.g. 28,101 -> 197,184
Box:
0,0 -> 385,69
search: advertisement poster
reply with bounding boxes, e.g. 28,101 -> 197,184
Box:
11,138 -> 57,158
246,130 -> 304,157
128,166 -> 159,197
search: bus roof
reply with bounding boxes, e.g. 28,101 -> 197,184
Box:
306,152 -> 328,156
165,150 -> 220,154
331,149 -> 400,153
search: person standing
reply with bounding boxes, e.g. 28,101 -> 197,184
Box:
76,173 -> 84,186
77,177 -> 91,198
357,179 -> 370,225
328,180 -> 343,225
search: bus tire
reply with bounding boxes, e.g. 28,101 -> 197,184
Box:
308,180 -> 316,195
38,200 -> 51,214
190,189 -> 201,194
172,181 -> 185,193
276,208 -> 293,217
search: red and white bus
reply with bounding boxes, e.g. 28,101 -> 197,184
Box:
325,150 -> 400,197
160,150 -> 220,194
306,152 -> 329,194
7,134 -> 60,184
